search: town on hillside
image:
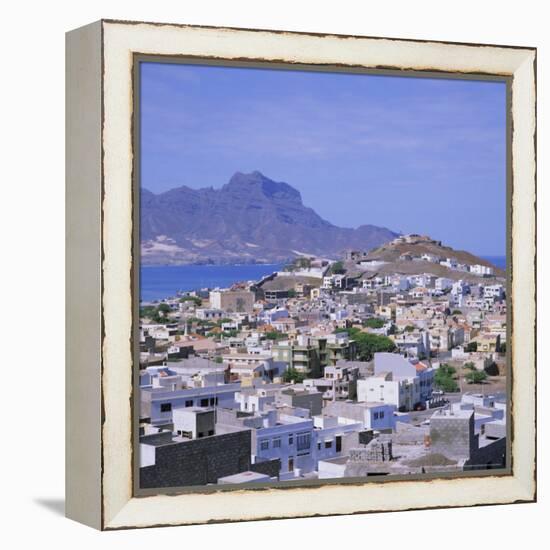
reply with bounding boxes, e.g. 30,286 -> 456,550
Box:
139,235 -> 508,488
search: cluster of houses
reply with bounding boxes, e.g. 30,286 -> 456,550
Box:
362,234 -> 497,276
139,242 -> 507,488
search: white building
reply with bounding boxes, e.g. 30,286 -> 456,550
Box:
216,400 -> 318,480
173,407 -> 215,439
251,411 -> 315,479
312,415 -> 362,464
470,264 -> 495,276
356,353 -> 434,411
259,307 -> 289,324
483,284 -> 505,300
140,381 -> 241,425
440,258 -> 458,270
421,253 -> 440,263
435,277 -> 453,291
222,353 -> 285,385
324,400 -> 397,431
451,279 -> 470,297
392,330 -> 430,358
195,308 -> 224,321
323,274 -> 347,290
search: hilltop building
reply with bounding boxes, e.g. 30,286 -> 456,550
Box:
209,289 -> 255,313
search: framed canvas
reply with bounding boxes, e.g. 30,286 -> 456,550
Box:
66,19 -> 536,530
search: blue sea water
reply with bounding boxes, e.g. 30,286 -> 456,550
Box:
481,255 -> 506,270
140,263 -> 284,302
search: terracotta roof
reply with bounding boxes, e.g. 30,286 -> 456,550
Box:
415,361 -> 429,372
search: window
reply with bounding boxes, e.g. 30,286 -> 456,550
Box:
209,397 -> 216,406
160,403 -> 172,413
273,438 -> 281,448
374,412 -> 379,420
296,432 -> 311,452
336,435 -> 342,453
324,440 -> 332,449
208,429 -> 214,436
200,398 -> 209,407
185,400 -> 193,407
380,411 -> 385,419
260,440 -> 269,451
317,442 -> 322,451
288,434 -> 294,445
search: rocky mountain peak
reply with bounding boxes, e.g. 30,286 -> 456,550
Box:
223,171 -> 302,203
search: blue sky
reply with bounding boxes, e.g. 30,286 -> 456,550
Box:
140,62 -> 507,256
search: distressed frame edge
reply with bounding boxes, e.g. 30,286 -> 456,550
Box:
65,19 -> 104,530
96,21 -> 536,530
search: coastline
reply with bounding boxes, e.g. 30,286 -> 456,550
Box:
140,263 -> 284,302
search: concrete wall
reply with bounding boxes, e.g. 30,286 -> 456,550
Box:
140,429 -> 251,489
250,458 -> 281,479
279,391 -> 322,415
465,437 -> 506,470
430,412 -> 475,458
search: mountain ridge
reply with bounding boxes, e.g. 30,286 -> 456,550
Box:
141,171 -> 399,265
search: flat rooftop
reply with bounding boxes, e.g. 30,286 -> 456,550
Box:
432,408 -> 473,419
217,471 -> 271,484
173,406 -> 214,414
319,455 -> 349,465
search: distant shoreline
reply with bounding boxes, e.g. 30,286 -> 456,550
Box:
141,262 -> 284,269
140,263 -> 285,302
141,256 -> 506,269
140,256 -> 506,303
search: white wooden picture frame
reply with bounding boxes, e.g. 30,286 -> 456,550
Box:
66,19 -> 536,530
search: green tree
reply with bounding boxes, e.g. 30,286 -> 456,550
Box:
466,341 -> 478,352
296,257 -> 311,269
140,304 -> 172,323
283,367 -> 305,383
179,296 -> 202,306
353,332 -> 396,361
140,305 -> 157,319
266,331 -> 287,341
214,356 -> 223,364
404,325 -> 415,333
363,318 -> 385,329
434,364 -> 459,392
464,361 -> 476,371
330,261 -> 345,274
465,370 -> 487,384
452,309 -> 462,315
